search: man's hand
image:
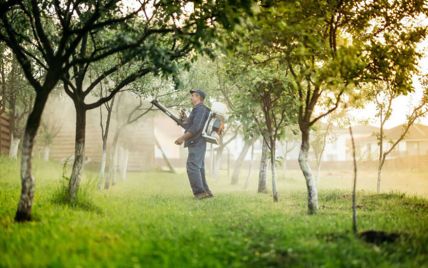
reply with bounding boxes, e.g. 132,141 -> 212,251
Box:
175,132 -> 193,146
175,137 -> 185,145
179,109 -> 187,122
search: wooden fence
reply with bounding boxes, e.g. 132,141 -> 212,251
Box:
0,112 -> 10,155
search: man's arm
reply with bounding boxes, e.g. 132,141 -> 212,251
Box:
175,106 -> 207,145
175,131 -> 193,145
179,109 -> 190,128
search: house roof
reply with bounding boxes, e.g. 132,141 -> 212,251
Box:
353,123 -> 428,143
385,124 -> 428,141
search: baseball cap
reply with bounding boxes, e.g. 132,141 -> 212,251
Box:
189,89 -> 206,100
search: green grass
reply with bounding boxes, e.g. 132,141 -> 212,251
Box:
0,155 -> 427,267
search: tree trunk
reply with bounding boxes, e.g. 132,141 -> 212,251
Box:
68,105 -> 86,202
377,112 -> 384,194
120,149 -> 129,180
349,125 -> 358,235
111,142 -> 118,185
106,140 -> 119,188
105,128 -> 121,189
258,139 -> 268,193
298,129 -> 318,214
270,143 -> 278,202
98,144 -> 107,190
243,144 -> 255,189
377,159 -> 385,194
15,92 -> 49,222
231,139 -> 253,185
98,99 -> 114,189
43,146 -> 50,161
9,135 -> 20,159
104,166 -> 112,190
213,146 -> 224,179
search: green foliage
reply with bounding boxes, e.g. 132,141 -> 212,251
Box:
222,0 -> 427,129
1,158 -> 428,267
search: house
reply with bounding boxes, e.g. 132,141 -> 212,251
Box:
38,95 -> 171,171
357,124 -> 428,160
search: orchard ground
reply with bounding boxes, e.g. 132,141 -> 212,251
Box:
0,156 -> 427,267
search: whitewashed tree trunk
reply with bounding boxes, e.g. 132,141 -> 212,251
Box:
104,140 -> 117,190
270,144 -> 278,202
16,131 -> 35,221
298,130 -> 318,214
43,146 -> 50,161
16,91 -> 49,222
258,139 -> 268,193
9,135 -> 20,159
213,146 -> 224,179
68,107 -> 86,202
98,148 -> 107,189
121,149 -> 129,180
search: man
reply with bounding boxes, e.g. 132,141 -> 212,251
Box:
175,89 -> 213,199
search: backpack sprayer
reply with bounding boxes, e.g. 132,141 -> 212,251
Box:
150,99 -> 227,145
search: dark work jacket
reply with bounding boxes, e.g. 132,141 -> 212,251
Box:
182,103 -> 210,147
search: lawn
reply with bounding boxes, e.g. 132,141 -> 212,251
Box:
0,156 -> 427,267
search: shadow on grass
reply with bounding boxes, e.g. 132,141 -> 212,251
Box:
359,230 -> 402,245
52,196 -> 104,215
320,230 -> 404,246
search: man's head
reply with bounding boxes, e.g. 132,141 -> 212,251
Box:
189,89 -> 206,106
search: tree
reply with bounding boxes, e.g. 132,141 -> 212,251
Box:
61,1 -> 253,202
252,76 -> 297,202
349,123 -> 358,235
214,59 -> 260,184
1,0 -> 252,222
239,0 -> 427,214
97,88 -> 114,189
373,81 -> 428,193
8,60 -> 34,159
104,92 -> 155,189
0,50 -> 34,159
280,127 -> 299,179
210,55 -> 268,190
258,139 -> 268,193
231,136 -> 256,185
243,141 -> 255,189
0,0 -> 148,221
223,54 -> 297,201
